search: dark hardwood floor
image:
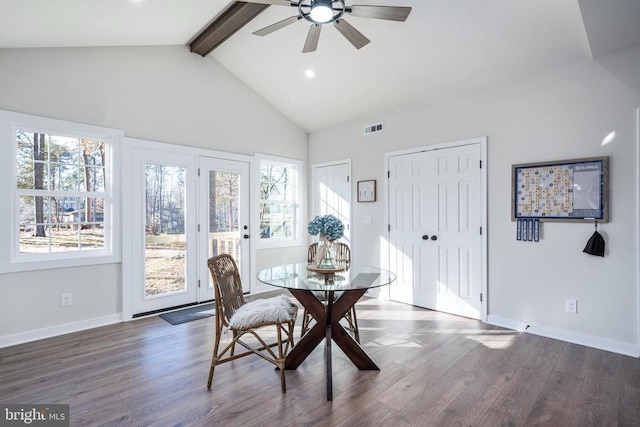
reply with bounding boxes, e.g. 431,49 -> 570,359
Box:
1,297 -> 639,426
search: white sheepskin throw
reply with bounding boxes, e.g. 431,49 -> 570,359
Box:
229,294 -> 295,330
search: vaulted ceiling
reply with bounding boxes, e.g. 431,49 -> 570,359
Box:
1,0 -> 639,133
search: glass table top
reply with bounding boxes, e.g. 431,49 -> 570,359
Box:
257,263 -> 396,292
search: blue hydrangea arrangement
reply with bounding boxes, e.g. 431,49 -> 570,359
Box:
307,214 -> 344,241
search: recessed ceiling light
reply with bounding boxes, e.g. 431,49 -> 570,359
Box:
305,70 -> 315,78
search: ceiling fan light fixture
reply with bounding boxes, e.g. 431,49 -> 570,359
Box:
245,0 -> 411,54
309,1 -> 334,23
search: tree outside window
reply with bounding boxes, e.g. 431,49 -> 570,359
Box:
259,159 -> 298,240
16,130 -> 108,254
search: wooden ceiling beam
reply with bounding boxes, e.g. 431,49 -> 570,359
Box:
189,2 -> 269,56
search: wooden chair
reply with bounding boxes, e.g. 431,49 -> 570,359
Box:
307,241 -> 351,266
301,242 -> 360,343
207,254 -> 298,393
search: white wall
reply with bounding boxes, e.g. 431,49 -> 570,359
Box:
1,43 -> 638,355
0,46 -> 307,343
309,46 -> 640,355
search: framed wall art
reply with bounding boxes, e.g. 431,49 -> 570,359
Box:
357,179 -> 376,202
512,156 -> 609,222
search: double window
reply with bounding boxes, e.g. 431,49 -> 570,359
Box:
0,110 -> 121,272
17,131 -> 107,253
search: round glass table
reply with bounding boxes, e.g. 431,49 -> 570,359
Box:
257,263 -> 396,401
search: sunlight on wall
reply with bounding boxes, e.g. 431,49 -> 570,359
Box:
372,235 -> 393,300
319,183 -> 351,244
379,236 -> 390,270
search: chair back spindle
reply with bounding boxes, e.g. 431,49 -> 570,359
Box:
307,241 -> 351,265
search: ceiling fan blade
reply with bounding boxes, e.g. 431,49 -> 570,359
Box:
333,19 -> 370,49
252,16 -> 301,36
348,5 -> 412,22
243,0 -> 295,5
303,24 -> 322,53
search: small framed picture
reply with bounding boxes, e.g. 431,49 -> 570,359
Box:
357,180 -> 376,202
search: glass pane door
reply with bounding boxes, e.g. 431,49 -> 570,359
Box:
131,148 -> 198,315
200,157 -> 250,290
144,164 -> 187,297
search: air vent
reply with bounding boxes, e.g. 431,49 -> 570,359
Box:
364,122 -> 384,135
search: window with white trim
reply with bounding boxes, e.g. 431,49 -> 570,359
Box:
0,110 -> 121,272
258,156 -> 301,245
17,131 -> 107,253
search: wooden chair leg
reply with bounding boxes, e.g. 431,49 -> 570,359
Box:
342,306 -> 360,344
207,358 -> 216,389
287,320 -> 296,350
277,326 -> 286,393
300,308 -> 311,338
230,331 -> 237,356
350,307 -> 360,344
207,333 -> 222,389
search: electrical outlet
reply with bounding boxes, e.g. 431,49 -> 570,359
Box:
61,293 -> 73,307
565,298 -> 577,313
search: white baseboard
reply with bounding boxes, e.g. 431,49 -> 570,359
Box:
488,314 -> 640,358
0,314 -> 123,348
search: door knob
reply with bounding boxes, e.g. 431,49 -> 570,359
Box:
243,234 -> 250,239
430,235 -> 437,241
422,235 -> 429,240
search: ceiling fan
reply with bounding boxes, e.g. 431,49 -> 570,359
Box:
245,0 -> 412,53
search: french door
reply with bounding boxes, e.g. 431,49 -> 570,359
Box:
198,157 -> 250,295
130,149 -> 198,315
388,141 -> 484,319
128,146 -> 251,316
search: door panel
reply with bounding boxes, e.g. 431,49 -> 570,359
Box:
388,152 -> 431,306
132,150 -> 198,315
199,157 -> 250,293
430,145 -> 482,318
389,143 -> 482,319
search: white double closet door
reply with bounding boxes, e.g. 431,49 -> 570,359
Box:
388,140 -> 484,319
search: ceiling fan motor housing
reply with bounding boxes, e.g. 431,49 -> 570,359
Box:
300,0 -> 346,24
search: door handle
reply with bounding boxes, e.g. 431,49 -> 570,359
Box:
430,235 -> 437,241
243,234 -> 250,239
422,235 -> 429,240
